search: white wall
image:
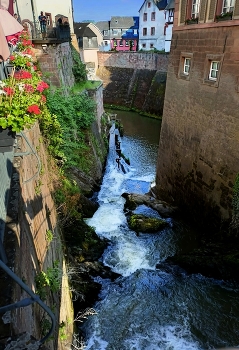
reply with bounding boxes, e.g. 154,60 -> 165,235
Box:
138,0 -> 166,51
15,0 -> 74,33
164,23 -> 173,52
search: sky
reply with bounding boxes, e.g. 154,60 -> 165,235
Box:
73,0 -> 144,23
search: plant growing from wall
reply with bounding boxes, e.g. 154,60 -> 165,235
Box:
71,44 -> 87,82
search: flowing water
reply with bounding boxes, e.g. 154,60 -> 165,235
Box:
81,111 -> 239,350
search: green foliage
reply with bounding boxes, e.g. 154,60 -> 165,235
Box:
46,229 -> 54,243
232,173 -> 239,213
46,88 -> 96,169
71,44 -> 87,82
72,80 -> 101,93
59,321 -> 67,341
35,260 -> 62,300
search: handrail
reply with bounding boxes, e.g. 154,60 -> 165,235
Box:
0,259 -> 56,344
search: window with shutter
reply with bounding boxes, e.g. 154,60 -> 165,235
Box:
208,0 -> 217,19
180,0 -> 188,23
234,0 -> 239,15
199,0 -> 207,21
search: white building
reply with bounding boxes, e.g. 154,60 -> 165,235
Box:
14,0 -> 74,35
138,0 -> 168,51
164,0 -> 175,52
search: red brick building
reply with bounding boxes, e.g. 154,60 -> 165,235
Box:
156,0 -> 239,230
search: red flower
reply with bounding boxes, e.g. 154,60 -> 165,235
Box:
26,62 -> 31,67
27,104 -> 41,115
9,55 -> 15,61
25,84 -> 35,93
14,70 -> 32,80
33,65 -> 37,71
3,87 -> 14,96
41,95 -> 46,103
36,81 -> 49,92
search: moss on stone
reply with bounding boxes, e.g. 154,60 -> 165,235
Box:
128,214 -> 168,233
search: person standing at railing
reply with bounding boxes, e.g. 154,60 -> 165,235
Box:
38,11 -> 47,39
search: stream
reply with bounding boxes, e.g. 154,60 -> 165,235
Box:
81,110 -> 239,350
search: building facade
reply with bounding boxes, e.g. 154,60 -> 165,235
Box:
156,0 -> 239,229
138,0 -> 167,51
14,0 -> 74,36
96,16 -> 139,51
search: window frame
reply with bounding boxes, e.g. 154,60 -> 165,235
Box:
143,13 -> 147,21
222,0 -> 235,13
203,54 -> 224,88
209,61 -> 220,80
142,43 -> 146,48
178,52 -> 193,81
151,27 -> 155,35
148,2 -> 151,7
183,58 -> 191,75
191,0 -> 200,18
143,27 -> 147,36
151,12 -> 156,20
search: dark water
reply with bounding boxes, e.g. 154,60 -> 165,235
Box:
81,110 -> 239,350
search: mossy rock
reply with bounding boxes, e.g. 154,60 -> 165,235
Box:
128,214 -> 168,233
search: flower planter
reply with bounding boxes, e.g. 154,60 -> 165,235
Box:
186,19 -> 198,25
216,15 -> 232,22
0,127 -> 16,153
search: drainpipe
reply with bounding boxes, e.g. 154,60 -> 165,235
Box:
30,0 -> 37,38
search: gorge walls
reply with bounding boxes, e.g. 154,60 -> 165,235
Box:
97,52 -> 169,116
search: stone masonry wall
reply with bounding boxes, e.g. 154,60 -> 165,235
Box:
156,27 -> 239,230
0,123 -> 74,349
33,42 -> 75,89
97,51 -> 169,71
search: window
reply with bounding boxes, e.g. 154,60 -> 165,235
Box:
104,41 -> 108,46
112,29 -> 118,35
143,13 -> 147,21
150,43 -> 154,48
134,29 -> 137,34
125,40 -> 129,46
142,43 -> 146,48
203,54 -> 223,87
183,58 -> 191,75
45,12 -> 52,26
151,27 -> 155,35
103,30 -> 108,36
178,52 -> 193,80
148,2 -> 151,7
191,0 -> 200,18
168,9 -> 174,23
222,0 -> 235,13
209,61 -> 219,80
143,27 -> 147,35
151,12 -> 156,20
119,40 -> 123,46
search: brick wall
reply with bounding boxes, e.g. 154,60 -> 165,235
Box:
156,27 -> 239,230
98,51 -> 169,71
33,41 -> 75,89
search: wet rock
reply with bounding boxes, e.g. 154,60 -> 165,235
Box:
78,194 -> 99,218
127,214 -> 168,233
69,166 -> 100,197
122,193 -> 177,217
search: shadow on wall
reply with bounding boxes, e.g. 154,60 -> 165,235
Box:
0,138 -> 64,349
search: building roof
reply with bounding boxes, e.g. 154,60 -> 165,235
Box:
139,0 -> 168,12
73,22 -> 96,38
110,16 -> 137,29
95,21 -> 110,31
164,0 -> 175,10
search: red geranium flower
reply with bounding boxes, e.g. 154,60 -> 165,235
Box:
41,95 -> 46,103
27,104 -> 41,115
3,87 -> 14,96
36,81 -> 49,92
14,70 -> 32,80
9,55 -> 15,61
25,84 -> 35,93
26,62 -> 31,67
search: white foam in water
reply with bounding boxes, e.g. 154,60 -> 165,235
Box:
103,237 -> 155,277
86,202 -> 126,238
123,324 -> 202,350
84,333 -> 108,350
